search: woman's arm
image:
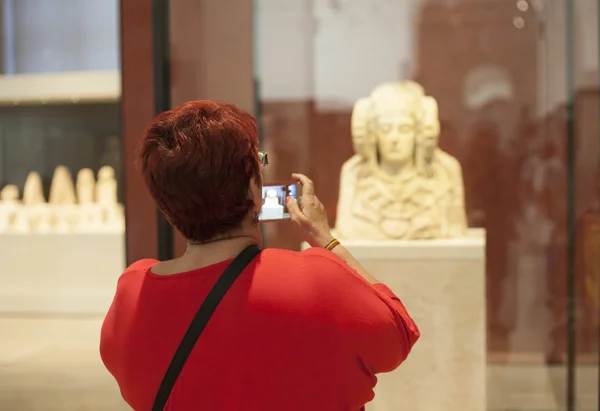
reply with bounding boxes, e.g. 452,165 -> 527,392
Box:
304,248 -> 420,373
287,173 -> 379,284
329,244 -> 378,284
286,172 -> 419,372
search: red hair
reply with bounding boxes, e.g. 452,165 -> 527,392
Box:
137,100 -> 260,242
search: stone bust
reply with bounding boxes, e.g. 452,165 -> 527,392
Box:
335,81 -> 467,240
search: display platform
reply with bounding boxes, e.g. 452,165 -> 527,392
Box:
302,228 -> 486,411
0,232 -> 125,316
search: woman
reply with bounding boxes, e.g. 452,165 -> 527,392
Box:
100,100 -> 419,411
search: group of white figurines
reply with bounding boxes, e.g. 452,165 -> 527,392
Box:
0,165 -> 125,233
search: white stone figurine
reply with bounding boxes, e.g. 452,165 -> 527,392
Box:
96,166 -> 118,206
23,171 -> 45,205
75,168 -> 104,230
96,166 -> 125,231
76,168 -> 96,205
22,171 -> 50,232
49,166 -> 76,205
335,81 -> 467,240
49,166 -> 77,231
0,184 -> 28,232
0,184 -> 19,204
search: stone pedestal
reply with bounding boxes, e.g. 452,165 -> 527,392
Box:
303,228 -> 486,411
0,232 -> 125,315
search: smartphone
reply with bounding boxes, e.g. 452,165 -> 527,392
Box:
258,182 -> 302,222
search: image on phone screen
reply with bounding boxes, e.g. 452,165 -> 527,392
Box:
259,183 -> 301,222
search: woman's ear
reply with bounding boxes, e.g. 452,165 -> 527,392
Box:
248,177 -> 262,211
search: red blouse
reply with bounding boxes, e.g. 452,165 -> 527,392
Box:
100,247 -> 419,411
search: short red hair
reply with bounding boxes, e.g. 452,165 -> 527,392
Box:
137,100 -> 260,242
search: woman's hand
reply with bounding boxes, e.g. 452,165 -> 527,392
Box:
286,173 -> 335,248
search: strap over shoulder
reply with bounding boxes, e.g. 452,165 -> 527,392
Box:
152,245 -> 262,410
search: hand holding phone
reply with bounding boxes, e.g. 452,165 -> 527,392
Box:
285,173 -> 334,248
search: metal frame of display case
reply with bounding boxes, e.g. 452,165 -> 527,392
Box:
596,2 -> 600,409
565,2 -> 576,410
152,0 -> 174,261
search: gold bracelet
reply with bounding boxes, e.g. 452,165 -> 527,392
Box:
324,238 -> 340,251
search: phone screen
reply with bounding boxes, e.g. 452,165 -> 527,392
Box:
259,182 -> 302,222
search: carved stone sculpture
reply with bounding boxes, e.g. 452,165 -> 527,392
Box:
23,172 -> 46,205
49,166 -> 76,205
96,166 -> 118,206
48,166 -> 77,231
0,184 -> 28,232
76,168 -> 96,205
0,184 -> 19,203
23,171 -> 50,232
335,81 -> 467,240
75,168 -> 104,230
0,165 -> 124,234
96,166 -> 125,229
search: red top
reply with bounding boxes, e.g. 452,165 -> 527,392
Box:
100,247 -> 419,411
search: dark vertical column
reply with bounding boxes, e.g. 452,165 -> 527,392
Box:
564,0 -> 576,410
152,0 -> 174,261
120,0 -> 158,264
596,3 -> 600,407
168,0 -> 255,257
0,0 -> 6,186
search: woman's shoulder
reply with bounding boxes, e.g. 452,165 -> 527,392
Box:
262,247 -> 350,273
126,258 -> 159,272
257,248 -> 375,313
116,258 -> 159,286
263,246 -> 332,259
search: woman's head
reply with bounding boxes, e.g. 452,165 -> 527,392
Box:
137,100 -> 262,243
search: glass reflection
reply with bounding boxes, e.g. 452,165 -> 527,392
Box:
254,0 -> 599,409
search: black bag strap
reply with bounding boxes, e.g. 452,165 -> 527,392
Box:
152,245 -> 262,411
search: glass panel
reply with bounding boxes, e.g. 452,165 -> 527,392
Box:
1,0 -> 119,74
0,0 -> 125,408
253,0 -> 600,409
573,0 -> 600,409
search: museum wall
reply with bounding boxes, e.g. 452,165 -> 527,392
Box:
168,0 -> 255,257
5,0 -> 119,74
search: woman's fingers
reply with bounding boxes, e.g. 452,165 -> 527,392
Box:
286,196 -> 307,226
292,173 -> 314,196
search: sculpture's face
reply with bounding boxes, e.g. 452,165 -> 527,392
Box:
373,108 -> 415,164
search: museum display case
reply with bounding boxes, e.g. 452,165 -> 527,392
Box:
0,0 -> 124,315
250,0 -> 598,410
